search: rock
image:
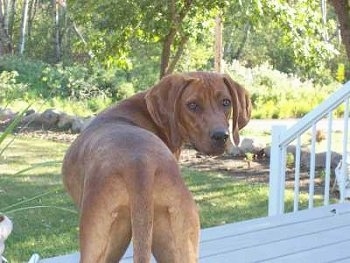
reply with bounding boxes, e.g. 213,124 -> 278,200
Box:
40,109 -> 61,126
239,138 -> 265,154
71,117 -> 85,133
57,113 -> 74,130
25,109 -> 35,116
226,137 -> 266,156
263,146 -> 271,158
292,150 -> 342,169
0,108 -> 16,122
21,112 -> 42,125
240,138 -> 254,153
81,116 -> 95,131
226,140 -> 241,156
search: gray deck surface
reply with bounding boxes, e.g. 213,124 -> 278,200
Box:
40,203 -> 350,263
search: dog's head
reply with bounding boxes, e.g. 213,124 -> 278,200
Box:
145,72 -> 251,156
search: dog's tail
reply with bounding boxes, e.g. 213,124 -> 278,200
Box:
128,165 -> 155,262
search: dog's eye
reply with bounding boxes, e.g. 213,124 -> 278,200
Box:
222,99 -> 231,107
187,102 -> 199,112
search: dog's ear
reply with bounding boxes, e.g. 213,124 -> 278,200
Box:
223,74 -> 252,146
145,74 -> 198,151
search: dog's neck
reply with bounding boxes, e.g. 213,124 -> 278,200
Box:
90,92 -> 184,159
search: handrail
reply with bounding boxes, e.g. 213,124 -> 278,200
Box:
279,81 -> 350,147
269,81 -> 350,216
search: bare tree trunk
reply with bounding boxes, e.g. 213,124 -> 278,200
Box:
214,15 -> 223,73
159,0 -> 192,78
234,23 -> 250,60
27,0 -> 38,39
18,0 -> 29,54
3,0 -> 9,33
52,0 -> 60,62
0,0 -> 12,55
330,0 -> 350,60
7,0 -> 15,38
166,34 -> 188,75
160,27 -> 177,77
320,0 -> 328,41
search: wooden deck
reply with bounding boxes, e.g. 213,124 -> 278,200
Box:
39,203 -> 350,263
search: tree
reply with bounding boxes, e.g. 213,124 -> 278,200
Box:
18,0 -> 29,54
68,0 -> 224,78
329,0 -> 350,61
223,0 -> 339,80
0,0 -> 13,55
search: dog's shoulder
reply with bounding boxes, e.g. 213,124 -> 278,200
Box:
85,91 -> 159,133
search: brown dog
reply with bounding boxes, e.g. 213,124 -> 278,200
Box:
62,72 -> 251,263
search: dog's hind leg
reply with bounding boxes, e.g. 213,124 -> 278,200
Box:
79,175 -> 132,263
152,194 -> 200,263
79,205 -> 132,263
151,162 -> 200,263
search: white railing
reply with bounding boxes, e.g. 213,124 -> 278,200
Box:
268,81 -> 350,216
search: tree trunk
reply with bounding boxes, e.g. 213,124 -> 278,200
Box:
330,0 -> 350,60
52,0 -> 60,63
27,0 -> 38,39
214,15 -> 223,73
159,0 -> 192,78
7,0 -> 16,38
18,0 -> 29,54
160,28 -> 177,78
0,0 -> 12,55
166,34 -> 188,75
234,23 -> 250,60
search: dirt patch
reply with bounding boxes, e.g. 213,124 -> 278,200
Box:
180,147 -> 270,183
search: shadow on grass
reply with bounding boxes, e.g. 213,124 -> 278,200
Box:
182,168 -> 269,228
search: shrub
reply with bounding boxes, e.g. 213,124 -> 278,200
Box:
115,82 -> 135,101
0,56 -> 121,101
225,61 -> 340,119
0,71 -> 28,102
0,55 -> 46,98
41,64 -> 115,99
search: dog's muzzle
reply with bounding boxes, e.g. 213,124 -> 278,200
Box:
210,130 -> 229,144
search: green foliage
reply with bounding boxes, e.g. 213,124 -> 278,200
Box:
41,64 -> 117,99
0,56 -> 46,100
0,56 -> 122,101
286,152 -> 295,167
115,82 -> 135,101
223,0 -> 339,83
0,71 -> 28,102
1,0 -> 347,85
226,60 -> 339,119
336,63 -> 346,83
1,55 -> 343,119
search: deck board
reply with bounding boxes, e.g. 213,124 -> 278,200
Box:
39,203 -> 350,263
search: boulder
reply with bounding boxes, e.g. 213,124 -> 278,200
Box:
21,112 -> 42,125
301,151 -> 342,169
81,116 -> 95,131
0,108 -> 16,122
71,117 -> 85,133
40,109 -> 61,126
226,137 -> 266,156
57,113 -> 74,130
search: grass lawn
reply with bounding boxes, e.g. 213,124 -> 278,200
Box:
0,137 -> 78,262
0,134 -> 315,262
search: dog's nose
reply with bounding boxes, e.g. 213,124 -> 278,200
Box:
211,130 -> 229,143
